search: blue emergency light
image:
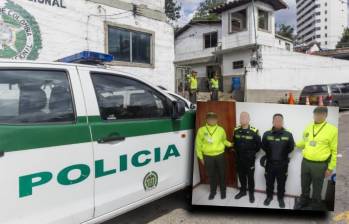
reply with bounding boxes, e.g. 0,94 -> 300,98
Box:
57,51 -> 114,64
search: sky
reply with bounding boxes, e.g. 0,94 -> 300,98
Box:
177,0 -> 297,27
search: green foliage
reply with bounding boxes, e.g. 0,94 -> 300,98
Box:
336,28 -> 349,49
276,24 -> 294,40
193,0 -> 226,21
165,0 -> 181,21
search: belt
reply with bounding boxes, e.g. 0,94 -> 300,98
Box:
303,158 -> 329,163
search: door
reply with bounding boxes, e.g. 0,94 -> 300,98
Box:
0,65 -> 94,224
77,69 -> 195,217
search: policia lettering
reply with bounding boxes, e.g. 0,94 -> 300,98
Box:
19,144 -> 180,198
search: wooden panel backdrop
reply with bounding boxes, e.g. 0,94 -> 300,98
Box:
195,101 -> 237,188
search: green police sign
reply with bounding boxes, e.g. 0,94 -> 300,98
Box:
19,144 -> 181,198
0,0 -> 42,60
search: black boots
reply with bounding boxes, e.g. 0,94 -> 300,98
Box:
264,196 -> 273,206
294,197 -> 310,210
249,192 -> 255,203
234,191 -> 247,199
278,197 -> 285,208
221,191 -> 226,199
208,192 -> 216,200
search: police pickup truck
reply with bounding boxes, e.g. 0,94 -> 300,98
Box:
0,60 -> 195,224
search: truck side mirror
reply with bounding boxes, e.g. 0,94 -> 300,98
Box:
171,101 -> 186,120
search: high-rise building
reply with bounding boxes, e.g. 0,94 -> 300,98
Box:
296,0 -> 348,49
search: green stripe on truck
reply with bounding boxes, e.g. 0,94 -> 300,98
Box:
0,112 -> 195,153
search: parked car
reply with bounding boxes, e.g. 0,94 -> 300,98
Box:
299,83 -> 349,109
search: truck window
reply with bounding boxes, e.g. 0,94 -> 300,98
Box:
330,85 -> 341,94
0,70 -> 75,124
91,73 -> 171,120
340,83 -> 349,93
302,85 -> 328,94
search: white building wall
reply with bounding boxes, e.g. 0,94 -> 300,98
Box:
3,0 -> 175,91
221,2 -> 277,50
123,0 -> 165,12
222,49 -> 251,77
175,23 -> 221,63
246,46 -> 349,102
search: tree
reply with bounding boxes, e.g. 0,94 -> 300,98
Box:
193,0 -> 226,21
165,0 -> 181,21
276,24 -> 294,40
336,28 -> 349,48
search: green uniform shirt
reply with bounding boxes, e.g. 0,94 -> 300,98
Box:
195,124 -> 232,160
296,121 -> 338,171
190,76 -> 198,90
210,78 -> 219,90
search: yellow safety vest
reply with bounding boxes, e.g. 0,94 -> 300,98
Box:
296,121 -> 338,170
195,124 -> 232,160
190,77 -> 198,90
210,78 -> 219,90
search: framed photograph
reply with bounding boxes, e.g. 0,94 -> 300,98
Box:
192,101 -> 339,211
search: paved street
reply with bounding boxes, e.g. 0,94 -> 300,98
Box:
106,111 -> 349,224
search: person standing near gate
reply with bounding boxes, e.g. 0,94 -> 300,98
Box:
233,112 -> 261,203
195,112 -> 232,200
188,71 -> 198,103
210,73 -> 219,101
294,106 -> 338,210
262,114 -> 295,208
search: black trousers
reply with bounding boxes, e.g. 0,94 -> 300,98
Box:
237,159 -> 255,194
211,89 -> 219,101
189,90 -> 197,103
265,161 -> 288,199
204,153 -> 226,195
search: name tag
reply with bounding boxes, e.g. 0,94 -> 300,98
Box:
309,141 -> 317,147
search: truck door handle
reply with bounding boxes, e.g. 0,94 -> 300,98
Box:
97,135 -> 126,144
0,151 -> 4,158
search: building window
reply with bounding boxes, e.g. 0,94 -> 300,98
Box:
108,25 -> 152,65
325,18 -> 327,22
204,32 -> 218,48
325,41 -> 328,45
316,35 -> 321,38
233,60 -> 244,69
325,10 -> 327,14
258,9 -> 270,31
325,26 -> 327,30
325,33 -> 328,37
230,9 -> 247,33
285,43 -> 291,51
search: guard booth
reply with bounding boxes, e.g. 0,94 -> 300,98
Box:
195,101 -> 237,187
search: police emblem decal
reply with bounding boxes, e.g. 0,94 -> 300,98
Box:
143,171 -> 158,191
0,0 -> 42,60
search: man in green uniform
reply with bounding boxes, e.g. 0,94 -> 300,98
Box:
189,71 -> 198,103
294,106 -> 338,210
233,112 -> 261,203
195,112 -> 232,200
210,74 -> 220,101
262,114 -> 295,208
